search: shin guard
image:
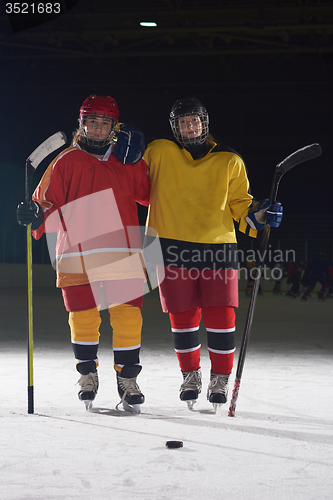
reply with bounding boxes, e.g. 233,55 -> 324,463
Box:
109,304 -> 143,373
69,307 -> 101,368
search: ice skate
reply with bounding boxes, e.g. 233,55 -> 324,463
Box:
179,370 -> 202,411
116,365 -> 145,414
77,371 -> 99,411
207,372 -> 229,413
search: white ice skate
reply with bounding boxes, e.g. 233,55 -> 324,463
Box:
115,366 -> 145,414
179,370 -> 202,411
77,371 -> 99,411
207,372 -> 229,413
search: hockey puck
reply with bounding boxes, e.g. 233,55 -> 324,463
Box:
166,440 -> 183,449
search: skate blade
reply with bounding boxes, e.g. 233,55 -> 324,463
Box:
83,400 -> 93,411
212,403 -> 222,413
123,401 -> 141,414
186,400 -> 197,411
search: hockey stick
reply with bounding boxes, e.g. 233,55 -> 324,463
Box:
228,143 -> 322,417
25,131 -> 67,414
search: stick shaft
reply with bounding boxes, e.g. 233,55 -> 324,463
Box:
25,158 -> 34,413
228,226 -> 271,417
24,131 -> 66,415
25,161 -> 29,203
228,377 -> 241,417
27,224 -> 34,414
227,165 -> 277,416
237,224 -> 270,380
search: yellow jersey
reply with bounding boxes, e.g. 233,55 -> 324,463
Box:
145,139 -> 256,244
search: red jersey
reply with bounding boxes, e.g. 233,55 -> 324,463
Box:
32,145 -> 150,287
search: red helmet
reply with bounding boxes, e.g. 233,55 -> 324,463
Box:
79,94 -> 120,121
79,95 -> 119,149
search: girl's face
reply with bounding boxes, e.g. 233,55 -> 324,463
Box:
178,115 -> 203,139
84,116 -> 113,141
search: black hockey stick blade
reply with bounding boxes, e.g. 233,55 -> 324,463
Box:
27,131 -> 67,169
271,143 -> 322,202
276,143 -> 322,176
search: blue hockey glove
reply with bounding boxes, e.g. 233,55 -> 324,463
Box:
17,201 -> 44,230
246,199 -> 283,231
114,124 -> 145,164
265,201 -> 283,227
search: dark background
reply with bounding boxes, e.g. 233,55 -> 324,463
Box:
1,0 -> 332,265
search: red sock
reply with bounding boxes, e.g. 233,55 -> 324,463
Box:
170,308 -> 201,373
202,306 -> 236,375
176,347 -> 201,373
208,350 -> 234,375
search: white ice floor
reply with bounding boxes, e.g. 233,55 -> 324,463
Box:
1,285 -> 333,500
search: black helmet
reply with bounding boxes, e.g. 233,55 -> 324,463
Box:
169,98 -> 209,146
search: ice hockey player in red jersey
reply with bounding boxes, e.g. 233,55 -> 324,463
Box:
144,97 -> 283,411
17,95 -> 149,413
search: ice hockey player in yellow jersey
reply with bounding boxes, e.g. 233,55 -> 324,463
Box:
144,97 -> 283,411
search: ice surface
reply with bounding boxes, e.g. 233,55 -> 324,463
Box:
1,285 -> 332,500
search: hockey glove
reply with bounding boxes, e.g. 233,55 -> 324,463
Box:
246,199 -> 283,231
265,201 -> 283,228
17,201 -> 44,230
114,124 -> 145,164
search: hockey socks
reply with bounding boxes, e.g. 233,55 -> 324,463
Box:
110,304 -> 143,372
170,308 -> 201,372
203,306 -> 236,375
69,307 -> 101,367
169,306 -> 236,375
